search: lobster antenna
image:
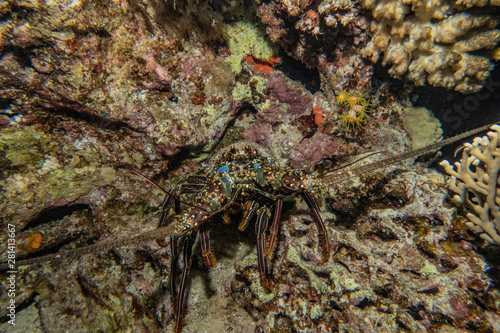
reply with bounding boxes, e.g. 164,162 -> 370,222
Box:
2,183 -> 242,270
320,121 -> 499,185
0,223 -> 178,271
132,170 -> 209,212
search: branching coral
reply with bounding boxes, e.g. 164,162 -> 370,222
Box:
360,0 -> 500,93
440,125 -> 500,244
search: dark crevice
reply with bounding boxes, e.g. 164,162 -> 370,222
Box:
0,291 -> 38,324
42,102 -> 141,133
0,69 -> 144,134
406,305 -> 425,320
477,245 -> 500,287
356,297 -> 374,309
276,49 -> 321,94
23,203 -> 91,231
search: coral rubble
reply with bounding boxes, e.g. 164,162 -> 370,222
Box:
440,125 -> 500,244
360,0 -> 500,93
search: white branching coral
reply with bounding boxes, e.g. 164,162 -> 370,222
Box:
360,0 -> 500,93
440,125 -> 500,244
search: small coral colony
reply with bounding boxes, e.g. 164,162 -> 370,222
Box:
0,0 -> 499,332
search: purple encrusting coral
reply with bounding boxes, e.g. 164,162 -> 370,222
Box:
289,132 -> 341,168
242,71 -> 353,168
0,0 -> 499,332
265,72 -> 313,121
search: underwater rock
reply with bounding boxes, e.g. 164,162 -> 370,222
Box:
402,106 -> 443,149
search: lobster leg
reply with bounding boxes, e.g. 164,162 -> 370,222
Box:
200,221 -> 216,267
161,185 -> 190,307
174,233 -> 197,333
265,198 -> 283,257
171,189 -> 241,331
158,187 -> 179,228
158,176 -> 207,228
255,207 -> 272,290
300,192 -> 331,264
162,178 -> 208,304
239,200 -> 259,231
169,236 -> 179,308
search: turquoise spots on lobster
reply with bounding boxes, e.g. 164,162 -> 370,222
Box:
255,164 -> 266,186
217,165 -> 233,198
217,165 -> 229,174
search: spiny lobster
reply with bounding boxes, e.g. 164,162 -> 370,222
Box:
2,122 -> 497,332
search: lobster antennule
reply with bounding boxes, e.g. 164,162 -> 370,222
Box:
132,170 -> 210,212
318,151 -> 386,179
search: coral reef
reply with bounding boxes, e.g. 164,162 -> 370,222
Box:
0,1 -> 380,331
225,20 -> 279,73
0,0 -> 499,332
254,0 -> 500,93
440,125 -> 500,244
360,0 -> 500,93
233,70 -> 391,169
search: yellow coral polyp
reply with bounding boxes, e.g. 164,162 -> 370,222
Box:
335,91 -> 370,130
336,90 -> 349,105
347,94 -> 366,108
339,108 -> 366,129
336,90 -> 367,109
351,100 -> 371,118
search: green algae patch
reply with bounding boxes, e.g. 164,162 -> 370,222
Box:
0,126 -> 56,170
232,76 -> 270,110
225,21 -> 278,73
232,81 -> 253,101
46,166 -> 116,201
0,124 -> 117,212
418,258 -> 439,275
